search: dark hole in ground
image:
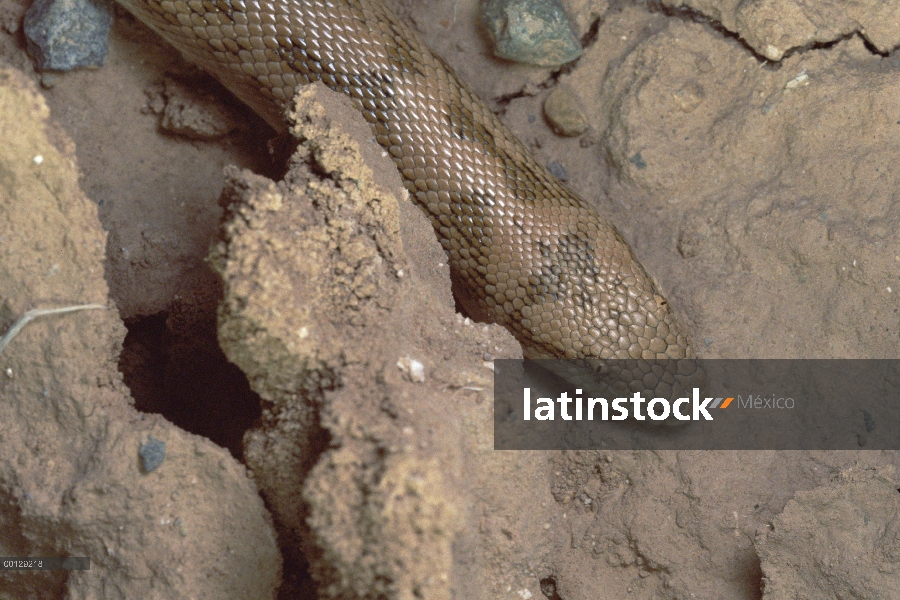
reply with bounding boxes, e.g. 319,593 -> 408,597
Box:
118,305 -> 260,459
118,295 -> 319,597
540,576 -> 563,600
727,542 -> 765,600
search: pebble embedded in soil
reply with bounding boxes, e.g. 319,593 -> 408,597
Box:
543,87 -> 588,136
139,436 -> 166,473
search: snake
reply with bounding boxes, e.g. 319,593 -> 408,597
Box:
112,0 -> 695,374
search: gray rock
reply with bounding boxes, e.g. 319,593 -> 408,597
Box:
483,0 -> 582,68
139,436 -> 166,473
24,0 -> 113,71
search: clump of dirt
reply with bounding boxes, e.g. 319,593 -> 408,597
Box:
0,65 -> 280,599
143,74 -> 241,140
211,83 -> 524,598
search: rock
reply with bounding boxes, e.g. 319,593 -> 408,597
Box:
138,436 -> 166,473
483,0 -> 582,68
23,0 -> 113,71
661,0 -> 900,61
543,86 -> 588,136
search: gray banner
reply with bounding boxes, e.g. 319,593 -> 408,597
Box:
494,360 -> 900,450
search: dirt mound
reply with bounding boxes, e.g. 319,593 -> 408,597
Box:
0,65 -> 280,599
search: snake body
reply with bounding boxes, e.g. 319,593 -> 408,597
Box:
114,0 -> 693,361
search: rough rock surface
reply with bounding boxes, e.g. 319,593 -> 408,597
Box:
23,0 -> 113,70
756,468 -> 900,599
483,0 -> 583,67
662,0 -> 900,60
0,65 -> 280,600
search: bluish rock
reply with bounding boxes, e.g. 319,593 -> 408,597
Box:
139,436 -> 166,473
483,0 -> 582,68
24,0 -> 113,71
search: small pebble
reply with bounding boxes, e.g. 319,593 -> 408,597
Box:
482,0 -> 582,68
543,87 -> 588,136
139,436 -> 166,473
409,360 -> 425,382
397,356 -> 426,383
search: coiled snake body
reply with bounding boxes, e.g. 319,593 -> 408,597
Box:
115,0 -> 693,362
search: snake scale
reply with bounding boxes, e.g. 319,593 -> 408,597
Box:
114,0 -> 694,364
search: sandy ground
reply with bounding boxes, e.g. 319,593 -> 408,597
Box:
1,0 -> 900,598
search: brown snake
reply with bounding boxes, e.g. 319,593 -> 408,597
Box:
114,0 -> 694,363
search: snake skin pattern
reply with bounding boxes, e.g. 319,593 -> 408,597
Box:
114,0 -> 693,361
